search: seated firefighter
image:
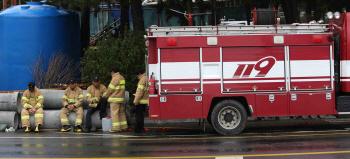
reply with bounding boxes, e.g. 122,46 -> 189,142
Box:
60,79 -> 84,132
85,76 -> 108,133
21,82 -> 44,133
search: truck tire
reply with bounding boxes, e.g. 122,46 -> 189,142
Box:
210,100 -> 247,136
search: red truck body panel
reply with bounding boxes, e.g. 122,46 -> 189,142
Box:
147,22 -> 340,120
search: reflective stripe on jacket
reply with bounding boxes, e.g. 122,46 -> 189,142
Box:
62,86 -> 83,108
21,87 -> 44,109
102,72 -> 126,104
86,84 -> 107,107
134,73 -> 149,104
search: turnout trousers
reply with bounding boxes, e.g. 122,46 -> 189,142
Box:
59,107 -> 84,126
110,103 -> 128,130
21,108 -> 44,127
86,98 -> 108,128
135,104 -> 146,132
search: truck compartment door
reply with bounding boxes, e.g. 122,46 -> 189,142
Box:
256,94 -> 288,117
159,95 -> 203,119
290,92 -> 334,116
289,46 -> 332,91
222,47 -> 286,92
160,48 -> 201,94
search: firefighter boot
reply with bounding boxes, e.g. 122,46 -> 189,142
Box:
109,129 -> 121,133
84,126 -> 91,133
35,125 -> 40,133
75,126 -> 82,132
61,125 -> 71,132
24,127 -> 30,133
121,128 -> 128,132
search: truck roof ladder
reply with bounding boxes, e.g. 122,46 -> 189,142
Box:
148,24 -> 330,37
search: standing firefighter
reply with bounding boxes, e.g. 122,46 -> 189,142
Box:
133,69 -> 149,133
85,76 -> 108,133
60,79 -> 84,132
102,66 -> 128,132
21,82 -> 44,133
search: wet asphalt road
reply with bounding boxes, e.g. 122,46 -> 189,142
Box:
2,118 -> 350,158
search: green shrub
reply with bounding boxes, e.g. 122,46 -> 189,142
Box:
81,31 -> 147,103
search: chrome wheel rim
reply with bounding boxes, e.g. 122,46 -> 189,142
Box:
218,106 -> 241,129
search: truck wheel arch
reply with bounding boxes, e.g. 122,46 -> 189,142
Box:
207,97 -> 251,119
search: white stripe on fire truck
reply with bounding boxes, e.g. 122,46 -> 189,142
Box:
224,80 -> 285,83
161,81 -> 200,84
291,78 -> 330,82
161,78 -> 331,84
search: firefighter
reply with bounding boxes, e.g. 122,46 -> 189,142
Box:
102,66 -> 128,132
133,69 -> 149,133
85,76 -> 108,133
60,79 -> 84,132
21,82 -> 44,133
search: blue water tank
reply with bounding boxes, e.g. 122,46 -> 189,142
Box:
0,2 -> 81,91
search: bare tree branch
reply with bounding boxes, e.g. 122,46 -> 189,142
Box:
27,51 -> 80,89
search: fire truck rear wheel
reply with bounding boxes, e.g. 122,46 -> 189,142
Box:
211,100 -> 247,136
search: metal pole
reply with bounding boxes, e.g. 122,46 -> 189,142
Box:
101,4 -> 104,32
97,11 -> 100,32
188,13 -> 193,26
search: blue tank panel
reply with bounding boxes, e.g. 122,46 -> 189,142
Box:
0,2 -> 81,91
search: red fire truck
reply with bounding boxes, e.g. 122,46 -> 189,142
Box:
145,11 -> 349,136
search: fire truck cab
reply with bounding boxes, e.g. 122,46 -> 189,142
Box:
146,12 -> 350,136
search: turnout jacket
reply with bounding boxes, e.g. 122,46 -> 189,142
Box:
103,72 -> 125,104
134,73 -> 149,104
62,86 -> 84,108
21,87 -> 44,109
86,84 -> 107,107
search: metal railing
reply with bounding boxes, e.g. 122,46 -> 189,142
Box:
90,18 -> 120,45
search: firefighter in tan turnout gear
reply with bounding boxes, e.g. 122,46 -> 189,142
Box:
21,82 -> 44,133
60,80 -> 84,132
102,66 -> 128,132
133,69 -> 149,133
84,76 -> 108,133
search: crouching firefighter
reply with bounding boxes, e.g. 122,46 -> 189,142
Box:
60,79 -> 84,132
21,82 -> 44,133
85,76 -> 108,133
102,66 -> 128,132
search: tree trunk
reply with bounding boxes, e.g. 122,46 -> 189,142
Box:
197,0 -> 205,26
281,0 -> 299,24
120,0 -> 130,36
209,0 -> 216,25
281,0 -> 293,24
291,0 -> 299,23
131,0 -> 145,32
80,5 -> 90,57
260,0 -> 270,8
244,3 -> 251,25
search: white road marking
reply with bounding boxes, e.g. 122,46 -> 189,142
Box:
216,157 -> 243,159
292,130 -> 349,133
